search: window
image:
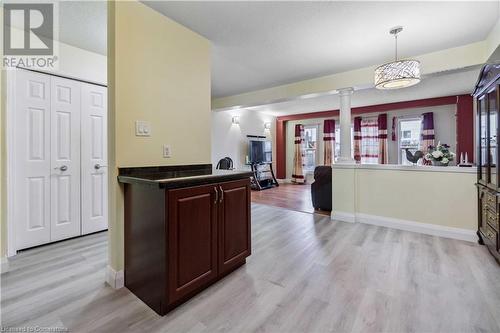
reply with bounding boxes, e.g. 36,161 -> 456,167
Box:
303,125 -> 318,172
398,118 -> 422,165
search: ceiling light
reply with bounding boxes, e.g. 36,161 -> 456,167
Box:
375,26 -> 421,90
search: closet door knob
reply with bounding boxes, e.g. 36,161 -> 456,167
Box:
94,164 -> 108,170
55,165 -> 68,172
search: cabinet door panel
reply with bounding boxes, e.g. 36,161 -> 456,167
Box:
219,179 -> 251,275
167,185 -> 218,303
488,87 -> 498,187
479,96 -> 488,184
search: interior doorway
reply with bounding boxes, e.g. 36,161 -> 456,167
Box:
5,1 -> 108,256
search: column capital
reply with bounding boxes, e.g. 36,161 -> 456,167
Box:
338,87 -> 354,96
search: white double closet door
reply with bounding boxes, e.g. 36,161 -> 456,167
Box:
13,69 -> 108,250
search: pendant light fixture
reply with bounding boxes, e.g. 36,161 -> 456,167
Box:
374,26 -> 421,89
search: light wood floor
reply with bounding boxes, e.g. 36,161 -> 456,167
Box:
251,183 -> 330,215
2,204 -> 500,332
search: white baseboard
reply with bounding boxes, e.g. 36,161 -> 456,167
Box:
331,211 -> 356,223
1,257 -> 10,273
106,265 -> 124,289
332,211 -> 477,243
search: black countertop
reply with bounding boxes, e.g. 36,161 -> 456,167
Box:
117,164 -> 253,189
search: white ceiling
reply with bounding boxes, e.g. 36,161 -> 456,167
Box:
143,1 -> 499,98
6,1 -> 107,55
238,66 -> 481,117
58,1 -> 107,55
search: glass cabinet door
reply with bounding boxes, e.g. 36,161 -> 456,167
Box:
480,96 -> 488,184
488,87 -> 498,187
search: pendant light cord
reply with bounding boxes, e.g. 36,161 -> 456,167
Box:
394,32 -> 398,61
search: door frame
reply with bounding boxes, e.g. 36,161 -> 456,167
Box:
5,68 -> 108,257
6,69 -> 17,257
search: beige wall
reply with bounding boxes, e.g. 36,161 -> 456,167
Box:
332,166 -> 477,232
108,1 -> 211,271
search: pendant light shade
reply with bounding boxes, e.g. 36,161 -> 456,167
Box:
375,27 -> 421,90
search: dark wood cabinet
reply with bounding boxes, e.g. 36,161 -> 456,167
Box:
218,180 -> 251,275
167,184 -> 219,303
123,176 -> 251,315
474,62 -> 500,262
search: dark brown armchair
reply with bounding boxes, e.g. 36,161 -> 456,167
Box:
311,166 -> 332,211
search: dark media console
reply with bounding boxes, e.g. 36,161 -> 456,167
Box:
249,162 -> 279,190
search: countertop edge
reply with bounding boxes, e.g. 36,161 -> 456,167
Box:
117,171 -> 253,189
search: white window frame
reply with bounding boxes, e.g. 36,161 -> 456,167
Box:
397,116 -> 423,164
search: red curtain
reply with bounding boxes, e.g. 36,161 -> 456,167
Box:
292,124 -> 306,183
353,117 -> 362,163
378,114 -> 388,164
323,119 -> 335,165
421,112 -> 435,164
391,116 -> 397,141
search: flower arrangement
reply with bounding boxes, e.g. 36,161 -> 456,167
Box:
425,143 -> 455,166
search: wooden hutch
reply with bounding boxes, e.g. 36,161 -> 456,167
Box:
474,62 -> 500,262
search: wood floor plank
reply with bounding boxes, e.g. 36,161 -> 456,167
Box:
1,203 -> 499,333
251,183 -> 330,215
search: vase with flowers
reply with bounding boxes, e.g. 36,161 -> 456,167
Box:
425,143 -> 455,166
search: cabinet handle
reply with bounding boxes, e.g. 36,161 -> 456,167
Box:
214,187 -> 219,204
219,185 -> 224,203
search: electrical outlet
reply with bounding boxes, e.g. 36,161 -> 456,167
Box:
135,121 -> 151,137
163,144 -> 172,158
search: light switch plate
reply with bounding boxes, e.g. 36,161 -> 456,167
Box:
135,121 -> 151,137
163,144 -> 172,158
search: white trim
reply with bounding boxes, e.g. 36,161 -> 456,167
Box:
331,211 -> 356,223
331,211 -> 476,242
6,70 -> 17,257
106,265 -> 124,289
331,163 -> 475,174
1,257 -> 10,273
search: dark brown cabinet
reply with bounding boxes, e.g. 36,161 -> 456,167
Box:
167,184 -> 219,303
218,180 -> 251,275
123,175 -> 251,315
474,62 -> 500,262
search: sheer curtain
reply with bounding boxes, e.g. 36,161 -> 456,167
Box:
292,124 -> 306,183
360,118 -> 379,164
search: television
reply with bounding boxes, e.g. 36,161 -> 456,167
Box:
248,140 -> 272,164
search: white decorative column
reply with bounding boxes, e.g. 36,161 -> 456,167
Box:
336,87 -> 354,163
